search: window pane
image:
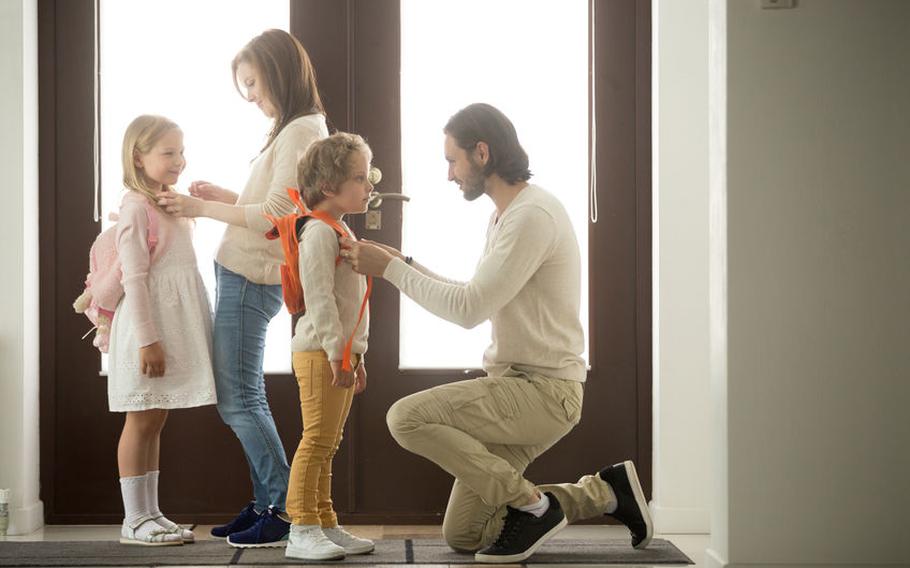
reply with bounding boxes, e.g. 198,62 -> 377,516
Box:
99,0 -> 291,373
400,0 -> 589,369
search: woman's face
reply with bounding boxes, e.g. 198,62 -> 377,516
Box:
236,60 -> 277,119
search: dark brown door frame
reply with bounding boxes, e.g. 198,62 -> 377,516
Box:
291,0 -> 652,523
38,0 -> 650,524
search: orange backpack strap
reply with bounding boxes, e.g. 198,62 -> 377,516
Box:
341,275 -> 372,371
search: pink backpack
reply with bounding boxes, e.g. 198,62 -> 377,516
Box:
73,201 -> 159,353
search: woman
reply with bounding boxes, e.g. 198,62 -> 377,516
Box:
158,29 -> 328,548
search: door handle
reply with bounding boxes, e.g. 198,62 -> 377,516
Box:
368,192 -> 411,209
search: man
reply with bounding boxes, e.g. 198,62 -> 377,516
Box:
341,103 -> 652,564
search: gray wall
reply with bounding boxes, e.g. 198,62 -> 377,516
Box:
710,0 -> 910,565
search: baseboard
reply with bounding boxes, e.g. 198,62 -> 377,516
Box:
722,564 -> 904,568
704,547 -> 727,568
9,499 -> 44,535
651,504 -> 710,534
703,549 -> 904,568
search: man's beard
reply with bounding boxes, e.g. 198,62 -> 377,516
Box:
461,161 -> 486,201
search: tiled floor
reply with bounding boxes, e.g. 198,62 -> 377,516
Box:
3,524 -> 708,568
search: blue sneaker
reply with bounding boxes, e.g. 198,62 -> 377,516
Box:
226,506 -> 290,548
210,502 -> 259,539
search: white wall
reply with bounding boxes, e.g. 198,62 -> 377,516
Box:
0,0 -> 43,536
651,0 -> 712,534
708,1 -> 910,566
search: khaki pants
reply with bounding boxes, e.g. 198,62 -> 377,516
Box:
286,351 -> 357,527
386,371 -> 615,552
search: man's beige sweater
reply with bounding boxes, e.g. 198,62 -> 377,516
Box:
384,184 -> 586,381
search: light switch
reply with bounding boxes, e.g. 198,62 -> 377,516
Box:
761,0 -> 795,8
366,210 -> 382,230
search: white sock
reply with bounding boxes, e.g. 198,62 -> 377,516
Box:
146,470 -> 163,518
518,492 -> 550,518
146,470 -> 181,531
120,474 -> 150,526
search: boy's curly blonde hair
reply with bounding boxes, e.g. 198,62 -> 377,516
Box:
298,132 -> 372,209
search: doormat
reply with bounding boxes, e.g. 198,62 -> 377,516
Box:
0,538 -> 692,565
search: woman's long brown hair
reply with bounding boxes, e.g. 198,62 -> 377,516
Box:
232,29 -> 325,153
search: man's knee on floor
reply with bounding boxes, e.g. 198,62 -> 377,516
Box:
442,520 -> 484,553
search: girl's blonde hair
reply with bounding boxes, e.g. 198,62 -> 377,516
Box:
121,114 -> 180,205
298,132 -> 372,209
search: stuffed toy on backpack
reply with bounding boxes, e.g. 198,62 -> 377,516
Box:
73,203 -> 158,353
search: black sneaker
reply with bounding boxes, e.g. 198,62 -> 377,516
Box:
474,492 -> 567,564
210,501 -> 259,539
226,506 -> 290,548
599,460 -> 653,549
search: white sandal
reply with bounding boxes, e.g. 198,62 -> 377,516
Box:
119,515 -> 183,546
154,515 -> 195,543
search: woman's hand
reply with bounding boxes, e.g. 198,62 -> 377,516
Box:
158,191 -> 204,218
140,342 -> 166,377
189,180 -> 238,204
353,361 -> 367,394
330,360 -> 355,388
339,237 -> 395,277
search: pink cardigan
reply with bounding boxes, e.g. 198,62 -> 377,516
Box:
115,192 -> 182,347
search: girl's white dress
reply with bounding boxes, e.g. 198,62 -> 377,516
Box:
108,192 -> 217,411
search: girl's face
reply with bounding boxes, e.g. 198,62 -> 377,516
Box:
236,60 -> 277,119
329,151 -> 374,216
135,128 -> 185,191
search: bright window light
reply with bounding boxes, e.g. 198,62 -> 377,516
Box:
99,0 -> 291,373
400,0 -> 589,369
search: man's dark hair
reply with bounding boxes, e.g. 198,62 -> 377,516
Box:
444,103 -> 532,184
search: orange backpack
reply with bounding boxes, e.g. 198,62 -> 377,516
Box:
265,188 -> 372,371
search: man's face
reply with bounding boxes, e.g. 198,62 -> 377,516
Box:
444,134 -> 486,201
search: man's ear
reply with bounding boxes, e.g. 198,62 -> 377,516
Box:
475,141 -> 490,166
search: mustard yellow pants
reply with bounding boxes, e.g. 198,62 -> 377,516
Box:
286,351 -> 357,527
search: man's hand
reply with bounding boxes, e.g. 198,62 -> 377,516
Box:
360,239 -> 405,261
330,359 -> 355,388
158,191 -> 204,218
340,237 -> 395,277
140,342 -> 166,377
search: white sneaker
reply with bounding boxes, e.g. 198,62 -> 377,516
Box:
285,524 -> 346,560
323,525 -> 375,555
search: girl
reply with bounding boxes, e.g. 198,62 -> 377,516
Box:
283,133 -> 375,561
110,115 -> 216,546
157,29 -> 329,547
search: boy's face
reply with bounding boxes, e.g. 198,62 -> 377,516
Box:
135,128 -> 185,190
333,151 -> 374,215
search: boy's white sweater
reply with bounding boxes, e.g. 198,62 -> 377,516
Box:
292,218 -> 369,361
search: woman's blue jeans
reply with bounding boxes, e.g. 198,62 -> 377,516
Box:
213,262 -> 289,511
